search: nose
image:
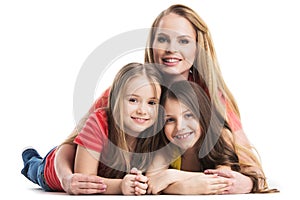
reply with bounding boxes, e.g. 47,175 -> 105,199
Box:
176,117 -> 186,132
166,40 -> 178,53
137,103 -> 147,115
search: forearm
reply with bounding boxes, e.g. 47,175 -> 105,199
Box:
164,169 -> 200,183
54,144 -> 76,183
162,171 -> 204,194
101,178 -> 123,194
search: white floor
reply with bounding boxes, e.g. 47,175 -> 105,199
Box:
1,0 -> 299,199
1,147 -> 289,200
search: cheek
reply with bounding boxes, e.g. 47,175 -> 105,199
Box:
124,104 -> 135,114
153,46 -> 164,59
183,46 -> 196,61
148,106 -> 157,115
164,125 -> 174,139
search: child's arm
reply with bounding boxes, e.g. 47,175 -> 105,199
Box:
74,145 -> 147,195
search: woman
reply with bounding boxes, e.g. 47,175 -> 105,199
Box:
55,4 -> 271,194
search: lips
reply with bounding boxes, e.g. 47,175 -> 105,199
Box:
131,116 -> 149,124
162,57 -> 182,66
174,132 -> 193,139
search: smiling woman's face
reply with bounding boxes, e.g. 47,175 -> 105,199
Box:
152,13 -> 197,79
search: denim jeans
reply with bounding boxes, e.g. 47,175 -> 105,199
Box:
21,148 -> 55,191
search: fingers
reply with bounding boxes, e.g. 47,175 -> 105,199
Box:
134,182 -> 148,195
133,176 -> 148,195
201,175 -> 233,195
130,167 -> 143,175
135,174 -> 148,183
68,174 -> 107,194
204,169 -> 234,178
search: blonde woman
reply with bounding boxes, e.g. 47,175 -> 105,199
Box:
55,4 -> 273,194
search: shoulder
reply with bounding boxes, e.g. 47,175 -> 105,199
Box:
92,87 -> 111,111
92,108 -> 109,130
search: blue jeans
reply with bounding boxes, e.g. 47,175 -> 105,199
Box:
21,148 -> 55,191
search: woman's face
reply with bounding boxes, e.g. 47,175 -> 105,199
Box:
164,98 -> 201,150
122,76 -> 161,137
152,13 -> 197,79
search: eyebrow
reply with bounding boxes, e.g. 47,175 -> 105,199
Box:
126,94 -> 159,100
165,109 -> 190,117
157,32 -> 194,39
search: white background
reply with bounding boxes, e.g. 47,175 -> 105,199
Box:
0,0 -> 299,199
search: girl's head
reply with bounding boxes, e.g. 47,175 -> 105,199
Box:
109,62 -> 163,137
160,80 -> 217,151
160,80 -> 240,172
99,62 -> 163,177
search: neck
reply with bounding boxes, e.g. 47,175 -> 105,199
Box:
125,134 -> 137,152
163,71 -> 189,87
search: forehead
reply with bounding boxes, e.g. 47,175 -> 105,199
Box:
156,13 -> 196,38
165,98 -> 189,113
125,76 -> 160,94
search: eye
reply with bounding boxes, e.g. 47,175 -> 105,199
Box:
179,39 -> 189,44
157,36 -> 168,43
165,117 -> 175,123
128,98 -> 138,103
184,112 -> 194,119
148,100 -> 158,105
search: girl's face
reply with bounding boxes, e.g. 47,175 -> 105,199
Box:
164,98 -> 201,150
123,76 -> 161,136
152,13 -> 197,79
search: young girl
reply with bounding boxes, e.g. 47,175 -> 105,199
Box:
21,62 -> 163,195
145,80 -> 264,194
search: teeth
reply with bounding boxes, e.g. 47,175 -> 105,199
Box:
175,132 -> 191,139
164,58 -> 179,63
132,117 -> 148,121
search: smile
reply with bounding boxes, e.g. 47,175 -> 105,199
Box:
162,58 -> 182,63
162,58 -> 182,65
131,117 -> 149,124
174,132 -> 193,139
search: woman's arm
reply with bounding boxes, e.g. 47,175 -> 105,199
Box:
148,169 -> 232,195
55,144 -> 106,194
204,169 -> 253,194
163,172 -> 231,195
146,152 -> 232,195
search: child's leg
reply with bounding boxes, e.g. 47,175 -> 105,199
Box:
21,148 -> 43,184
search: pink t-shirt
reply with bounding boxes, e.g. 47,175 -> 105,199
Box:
43,109 -> 109,191
74,109 -> 109,153
44,149 -> 63,191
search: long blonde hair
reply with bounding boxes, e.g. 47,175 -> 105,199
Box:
145,4 -> 239,119
62,62 -> 163,178
145,4 -> 277,193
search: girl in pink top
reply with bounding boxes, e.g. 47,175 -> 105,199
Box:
21,62 -> 163,195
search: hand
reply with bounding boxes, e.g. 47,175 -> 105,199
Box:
121,168 -> 148,195
147,171 -> 170,194
61,173 -> 107,195
204,169 -> 253,194
181,173 -> 233,195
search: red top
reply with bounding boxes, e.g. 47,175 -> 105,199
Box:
74,109 -> 109,152
44,149 -> 63,191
